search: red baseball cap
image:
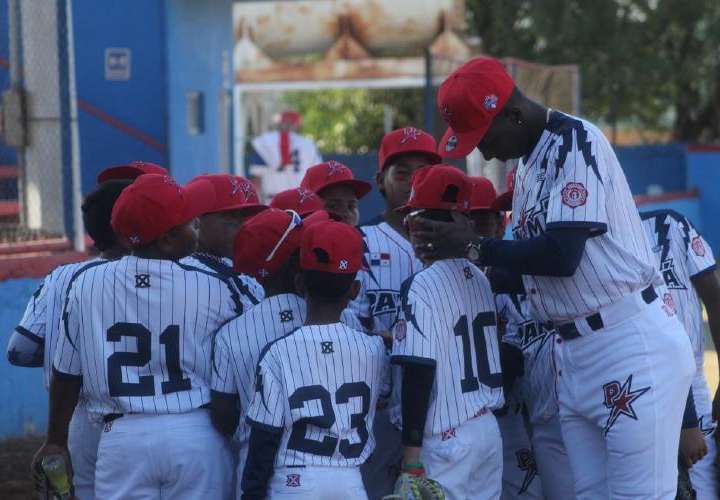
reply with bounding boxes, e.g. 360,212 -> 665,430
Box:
437,57 -> 515,159
277,111 -> 302,127
491,167 -> 516,211
97,161 -> 168,183
111,174 -> 215,246
378,127 -> 441,172
398,164 -> 471,213
301,161 -> 372,199
188,174 -> 267,215
300,220 -> 363,274
233,208 -> 330,280
270,188 -> 325,217
468,176 -> 498,211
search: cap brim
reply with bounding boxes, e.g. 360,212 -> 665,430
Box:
319,179 -> 373,200
490,190 -> 512,211
438,125 -> 488,159
180,179 -> 217,222
208,203 -> 269,216
97,166 -> 144,183
382,150 -> 442,171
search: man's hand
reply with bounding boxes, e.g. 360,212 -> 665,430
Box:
31,442 -> 74,498
679,427 -> 708,467
408,211 -> 477,261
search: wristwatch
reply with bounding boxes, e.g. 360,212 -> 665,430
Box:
465,239 -> 484,263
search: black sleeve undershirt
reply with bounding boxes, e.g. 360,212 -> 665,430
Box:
241,425 -> 282,499
400,363 -> 435,447
479,227 -> 592,277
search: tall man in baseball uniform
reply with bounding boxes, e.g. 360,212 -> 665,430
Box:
301,160 -> 372,226
241,220 -> 386,499
641,209 -> 720,498
351,127 -> 440,499
33,174 -> 240,499
250,111 -> 322,201
414,56 -> 695,498
211,207 -> 329,498
393,165 -> 505,500
181,173 -> 267,314
466,176 -> 545,500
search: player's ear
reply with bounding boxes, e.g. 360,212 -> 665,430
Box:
348,279 -> 361,301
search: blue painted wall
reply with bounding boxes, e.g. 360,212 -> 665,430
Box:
0,0 -> 17,165
687,151 -> 720,252
72,0 -> 168,193
165,0 -> 233,183
615,143 -> 687,196
0,278 -> 46,437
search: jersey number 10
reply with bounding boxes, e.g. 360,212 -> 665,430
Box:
454,313 -> 503,393
106,323 -> 191,397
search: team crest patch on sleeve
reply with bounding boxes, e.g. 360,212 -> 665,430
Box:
602,374 -> 650,436
561,182 -> 588,208
394,319 -> 406,342
691,236 -> 706,257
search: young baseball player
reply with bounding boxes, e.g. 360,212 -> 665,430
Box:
350,127 -> 439,499
241,220 -> 386,499
392,165 -> 504,500
641,209 -> 720,498
34,174 -> 240,500
9,177 -> 134,500
269,187 -> 325,217
211,207 -> 328,498
181,173 -> 266,313
300,160 -> 372,226
418,56 -> 695,498
95,160 -> 167,183
466,176 -> 545,500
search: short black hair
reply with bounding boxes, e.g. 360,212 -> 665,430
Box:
82,179 -> 133,251
303,270 -> 357,301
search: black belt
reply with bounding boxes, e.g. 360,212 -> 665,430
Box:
103,403 -> 210,423
556,286 -> 657,341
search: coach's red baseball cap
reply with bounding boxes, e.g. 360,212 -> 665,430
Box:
111,174 -> 215,246
234,209 -> 329,280
491,167 -> 516,211
270,188 -> 324,217
300,220 -> 363,274
301,161 -> 372,199
437,57 -> 515,159
398,164 -> 471,213
378,127 -> 441,172
188,174 -> 266,215
468,176 -> 498,211
97,161 -> 168,183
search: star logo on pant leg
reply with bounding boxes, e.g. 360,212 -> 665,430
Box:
602,374 -> 650,435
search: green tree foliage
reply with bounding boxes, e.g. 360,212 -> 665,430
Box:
467,0 -> 720,141
283,88 -> 424,154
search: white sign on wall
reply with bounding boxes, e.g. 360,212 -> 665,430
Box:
105,48 -> 131,81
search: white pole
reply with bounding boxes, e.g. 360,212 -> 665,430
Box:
65,0 -> 84,251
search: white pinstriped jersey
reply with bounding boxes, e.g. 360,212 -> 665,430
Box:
511,111 -> 660,323
246,323 -> 386,467
391,259 -> 504,436
496,293 -> 559,424
53,256 -> 241,418
15,258 -> 103,388
181,253 -> 264,315
641,210 -> 717,363
351,220 -> 424,334
212,293 -> 306,446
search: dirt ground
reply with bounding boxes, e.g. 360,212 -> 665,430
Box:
0,434 -> 43,500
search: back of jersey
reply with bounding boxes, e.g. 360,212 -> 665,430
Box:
54,256 -> 240,418
392,259 -> 504,435
247,324 -> 386,468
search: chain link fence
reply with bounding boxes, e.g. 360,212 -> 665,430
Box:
0,0 -> 81,248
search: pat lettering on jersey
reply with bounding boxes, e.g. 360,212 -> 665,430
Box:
517,320 -> 553,352
513,195 -> 549,240
659,258 -> 686,290
366,289 -> 400,317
